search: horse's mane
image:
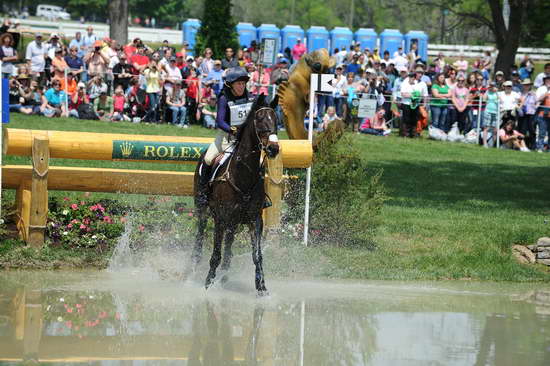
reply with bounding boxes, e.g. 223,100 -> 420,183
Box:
235,94 -> 267,142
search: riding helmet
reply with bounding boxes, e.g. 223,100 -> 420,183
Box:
225,67 -> 250,84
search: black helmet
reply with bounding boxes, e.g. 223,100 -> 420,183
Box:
225,67 -> 249,84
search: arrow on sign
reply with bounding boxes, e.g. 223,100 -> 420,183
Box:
311,73 -> 337,93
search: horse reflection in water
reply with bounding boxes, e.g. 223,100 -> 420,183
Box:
188,301 -> 266,366
192,95 -> 280,295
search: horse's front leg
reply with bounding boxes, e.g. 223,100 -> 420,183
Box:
220,224 -> 237,284
249,215 -> 268,295
191,206 -> 208,269
205,220 -> 224,290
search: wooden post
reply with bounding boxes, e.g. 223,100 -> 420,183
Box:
28,136 -> 49,247
264,152 -> 284,235
16,183 -> 31,242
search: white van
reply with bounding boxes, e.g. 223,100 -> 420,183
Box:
36,4 -> 71,20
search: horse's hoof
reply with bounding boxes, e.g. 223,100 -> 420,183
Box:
256,290 -> 270,298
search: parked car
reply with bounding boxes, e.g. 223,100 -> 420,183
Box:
36,4 -> 71,20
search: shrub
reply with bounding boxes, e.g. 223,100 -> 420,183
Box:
283,135 -> 386,247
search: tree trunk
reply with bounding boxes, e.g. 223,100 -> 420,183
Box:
488,0 -> 526,77
109,0 -> 129,45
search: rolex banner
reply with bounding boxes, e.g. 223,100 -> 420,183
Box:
112,140 -> 209,161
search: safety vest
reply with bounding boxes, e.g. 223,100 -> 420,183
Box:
228,96 -> 255,126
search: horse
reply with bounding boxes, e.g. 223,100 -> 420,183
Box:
192,95 -> 280,295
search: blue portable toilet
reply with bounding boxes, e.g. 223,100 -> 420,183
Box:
281,25 -> 305,52
379,29 -> 404,58
236,22 -> 257,48
257,24 -> 281,52
330,27 -> 353,53
306,26 -> 329,52
354,28 -> 378,52
405,30 -> 429,62
182,19 -> 201,50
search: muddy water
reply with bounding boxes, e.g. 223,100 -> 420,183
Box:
0,271 -> 549,365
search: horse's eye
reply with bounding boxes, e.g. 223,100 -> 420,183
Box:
312,62 -> 322,72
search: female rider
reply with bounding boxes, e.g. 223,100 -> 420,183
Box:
196,67 -> 255,205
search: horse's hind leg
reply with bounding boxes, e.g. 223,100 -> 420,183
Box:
205,222 -> 224,289
191,207 -> 207,268
249,215 -> 268,295
220,224 -> 237,284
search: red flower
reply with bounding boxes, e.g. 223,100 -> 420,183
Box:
138,224 -> 145,232
71,219 -> 79,224
103,216 -> 113,224
98,311 -> 107,319
63,197 -> 70,201
83,218 -> 90,225
66,307 -> 73,313
80,224 -> 86,230
70,203 -> 78,210
75,304 -> 82,309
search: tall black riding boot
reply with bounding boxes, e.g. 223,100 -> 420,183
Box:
196,164 -> 212,206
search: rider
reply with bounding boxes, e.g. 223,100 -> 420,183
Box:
197,67 -> 255,205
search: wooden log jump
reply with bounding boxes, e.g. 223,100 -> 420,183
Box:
2,129 -> 313,246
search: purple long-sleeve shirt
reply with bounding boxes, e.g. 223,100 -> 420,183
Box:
215,94 -> 231,133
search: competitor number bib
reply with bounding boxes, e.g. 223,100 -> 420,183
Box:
229,102 -> 253,126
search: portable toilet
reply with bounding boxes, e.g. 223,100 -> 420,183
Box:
330,27 -> 353,53
257,24 -> 281,52
405,30 -> 429,62
354,28 -> 378,52
379,29 -> 404,57
306,26 -> 329,52
182,18 -> 201,50
236,22 -> 257,48
281,25 -> 305,52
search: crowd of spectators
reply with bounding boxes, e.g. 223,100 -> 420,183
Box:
1,20 -> 549,152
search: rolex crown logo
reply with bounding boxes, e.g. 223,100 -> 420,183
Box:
120,141 -> 134,157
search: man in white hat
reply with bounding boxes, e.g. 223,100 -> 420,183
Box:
25,33 -> 49,83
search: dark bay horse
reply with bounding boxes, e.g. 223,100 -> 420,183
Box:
192,95 -> 280,295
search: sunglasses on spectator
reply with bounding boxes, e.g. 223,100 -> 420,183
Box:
457,79 -> 465,82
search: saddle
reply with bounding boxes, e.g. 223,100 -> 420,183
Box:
208,144 -> 236,183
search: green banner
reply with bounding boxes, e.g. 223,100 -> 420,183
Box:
112,140 -> 209,161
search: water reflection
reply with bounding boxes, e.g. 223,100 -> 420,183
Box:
0,273 -> 549,365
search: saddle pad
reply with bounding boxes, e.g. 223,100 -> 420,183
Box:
210,144 -> 235,183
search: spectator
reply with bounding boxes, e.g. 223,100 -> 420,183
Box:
124,38 -> 140,60
321,106 -> 338,130
185,67 -> 199,124
68,82 -> 89,118
534,63 -> 550,89
332,65 -> 347,118
93,91 -> 114,121
250,64 -> 270,95
166,81 -> 187,127
498,80 -> 521,120
143,61 -> 162,122
111,85 -> 129,121
481,50 -> 492,80
510,71 -> 522,92
51,48 -> 68,80
430,73 -> 450,130
163,56 -> 183,92
7,78 -> 33,114
482,82 -> 499,148
270,57 -> 290,85
499,120 -> 529,151
535,75 -> 550,152
87,76 -> 108,103
60,71 -> 77,96
112,55 -> 135,90
519,55 -> 534,80
200,48 -> 214,75
468,74 -> 487,131
494,71 -> 506,90
400,72 -> 428,137
346,54 -> 361,74
42,79 -> 67,117
201,95 -> 217,129
206,60 -> 224,95
0,33 -> 17,78
221,48 -> 239,70
451,75 -> 470,133
157,40 -> 175,59
434,52 -> 446,73
360,108 -> 391,136
26,33 -> 48,83
69,31 -> 83,58
85,41 -> 109,78
392,50 -> 408,71
81,26 -> 97,54
518,78 -> 537,149
453,54 -> 468,73
64,46 -> 84,78
291,38 -> 307,62
130,45 -> 150,74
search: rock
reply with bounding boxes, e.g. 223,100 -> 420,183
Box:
538,251 -> 550,260
537,237 -> 550,247
527,244 -> 537,251
536,258 -> 550,266
512,245 -> 536,264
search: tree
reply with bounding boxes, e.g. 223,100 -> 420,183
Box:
194,0 -> 239,59
109,0 -> 129,45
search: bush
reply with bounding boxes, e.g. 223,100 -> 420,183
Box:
283,135 -> 386,247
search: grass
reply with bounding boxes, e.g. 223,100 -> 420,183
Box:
2,114 -> 550,281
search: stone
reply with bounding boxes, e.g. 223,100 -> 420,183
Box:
538,251 -> 550,260
527,244 -> 537,251
536,258 -> 550,266
512,245 -> 536,264
537,237 -> 550,247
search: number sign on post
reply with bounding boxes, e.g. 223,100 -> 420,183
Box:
357,98 -> 377,119
261,38 -> 277,66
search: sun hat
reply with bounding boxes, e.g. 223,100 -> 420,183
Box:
503,80 -> 513,87
495,70 -> 504,76
521,78 -> 533,85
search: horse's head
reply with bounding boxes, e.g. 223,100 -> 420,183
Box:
252,95 -> 280,159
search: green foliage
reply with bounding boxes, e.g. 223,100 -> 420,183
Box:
194,0 -> 239,59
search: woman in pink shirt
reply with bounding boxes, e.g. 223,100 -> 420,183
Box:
499,120 -> 529,151
291,39 -> 307,62
451,76 -> 470,133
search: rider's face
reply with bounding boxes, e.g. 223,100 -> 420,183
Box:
232,81 -> 246,96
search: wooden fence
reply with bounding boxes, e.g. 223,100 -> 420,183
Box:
1,128 -> 312,247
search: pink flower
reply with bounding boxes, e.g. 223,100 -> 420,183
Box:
99,311 -> 107,319
115,312 -> 121,320
80,201 -> 85,206
188,212 -> 193,217
65,320 -> 72,328
80,224 -> 86,230
70,203 -> 78,210
66,307 -> 73,313
71,219 -> 79,224
90,205 -> 97,211
96,204 -> 105,213
63,197 -> 70,201
103,216 -> 112,224
86,227 -> 92,233
83,218 -> 90,225
75,304 -> 82,309
67,224 -> 73,229
138,224 -> 145,232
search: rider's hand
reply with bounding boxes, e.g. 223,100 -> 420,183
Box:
230,126 -> 238,136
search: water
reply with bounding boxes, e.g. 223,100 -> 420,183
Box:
0,271 -> 549,365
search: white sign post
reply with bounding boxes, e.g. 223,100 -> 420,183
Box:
260,38 -> 277,66
304,73 -> 335,246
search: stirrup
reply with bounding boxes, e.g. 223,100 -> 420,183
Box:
263,195 -> 272,208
